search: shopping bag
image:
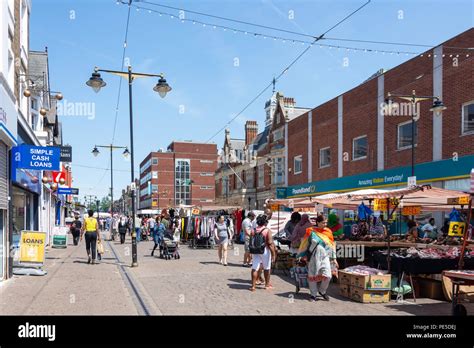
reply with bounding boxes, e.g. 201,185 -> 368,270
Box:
97,240 -> 105,254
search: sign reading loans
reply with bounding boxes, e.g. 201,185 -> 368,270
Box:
12,145 -> 60,171
19,231 -> 46,265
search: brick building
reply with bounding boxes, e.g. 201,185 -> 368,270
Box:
214,92 -> 310,209
282,28 -> 474,200
139,141 -> 217,210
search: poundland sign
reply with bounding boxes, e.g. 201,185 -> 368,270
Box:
290,185 -> 316,196
12,145 -> 60,171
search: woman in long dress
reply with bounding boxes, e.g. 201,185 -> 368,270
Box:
297,214 -> 337,301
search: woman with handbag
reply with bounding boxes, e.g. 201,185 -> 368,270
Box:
214,214 -> 232,266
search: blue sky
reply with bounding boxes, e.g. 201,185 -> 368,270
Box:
30,0 -> 473,203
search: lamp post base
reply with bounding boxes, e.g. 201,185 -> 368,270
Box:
131,262 -> 138,267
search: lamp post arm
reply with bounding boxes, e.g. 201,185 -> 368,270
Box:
95,67 -> 164,79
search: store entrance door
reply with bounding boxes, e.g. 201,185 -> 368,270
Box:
0,210 -> 4,280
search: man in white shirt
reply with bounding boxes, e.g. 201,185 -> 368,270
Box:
421,218 -> 438,239
242,211 -> 256,267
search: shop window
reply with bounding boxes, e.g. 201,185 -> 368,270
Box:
319,147 -> 331,168
397,121 -> 418,150
352,136 -> 368,160
462,101 -> 474,134
294,155 -> 302,174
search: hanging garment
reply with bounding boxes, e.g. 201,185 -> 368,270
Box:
235,210 -> 243,236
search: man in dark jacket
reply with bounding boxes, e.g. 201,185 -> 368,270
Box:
70,214 -> 82,246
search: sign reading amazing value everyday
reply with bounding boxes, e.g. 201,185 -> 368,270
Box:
19,231 -> 46,265
12,145 -> 60,171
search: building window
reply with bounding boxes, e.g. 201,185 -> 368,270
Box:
236,171 -> 243,190
319,147 -> 331,168
151,184 -> 158,193
273,157 -> 284,185
31,98 -> 38,111
294,155 -> 302,174
222,176 -> 229,196
352,136 -> 368,160
258,165 -> 264,188
273,128 -> 283,141
140,159 -> 152,174
246,169 -> 254,188
175,159 -> 190,205
462,101 -> 474,134
152,158 -> 158,165
152,171 -> 158,179
397,121 -> 418,150
31,113 -> 38,132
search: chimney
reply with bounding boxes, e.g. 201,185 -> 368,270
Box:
245,120 -> 258,146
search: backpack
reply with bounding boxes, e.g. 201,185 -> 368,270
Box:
249,228 -> 268,254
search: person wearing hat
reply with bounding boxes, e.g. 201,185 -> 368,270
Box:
242,211 -> 256,267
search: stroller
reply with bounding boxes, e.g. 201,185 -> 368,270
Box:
159,230 -> 180,260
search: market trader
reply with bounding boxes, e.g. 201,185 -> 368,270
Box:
80,210 -> 101,264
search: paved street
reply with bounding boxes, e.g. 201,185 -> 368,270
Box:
1,232 -> 471,316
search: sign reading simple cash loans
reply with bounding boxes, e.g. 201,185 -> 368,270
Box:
19,231 -> 46,265
12,145 -> 60,171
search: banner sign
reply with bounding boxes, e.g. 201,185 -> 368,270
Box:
53,171 -> 66,183
57,187 -> 79,195
12,145 -> 60,171
447,196 -> 470,205
448,221 -> 466,237
60,146 -> 72,162
19,231 -> 46,265
374,198 -> 399,211
191,207 -> 201,215
402,206 -> 421,216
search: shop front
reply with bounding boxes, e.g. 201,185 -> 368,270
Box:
0,86 -> 19,281
281,155 -> 474,235
283,155 -> 474,199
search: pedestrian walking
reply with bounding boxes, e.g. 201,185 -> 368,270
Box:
70,214 -> 82,246
214,214 -> 232,266
297,215 -> 335,301
241,211 -> 256,267
249,214 -> 276,292
134,215 -> 142,242
118,216 -> 128,244
151,216 -> 165,257
80,210 -> 101,264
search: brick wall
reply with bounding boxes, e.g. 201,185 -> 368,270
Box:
287,112 -> 308,185
312,98 -> 339,181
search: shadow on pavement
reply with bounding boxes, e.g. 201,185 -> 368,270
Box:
200,261 -> 221,265
227,283 -> 252,290
228,278 -> 252,284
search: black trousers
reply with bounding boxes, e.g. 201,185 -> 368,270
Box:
85,232 -> 98,260
71,229 -> 80,245
120,233 -> 126,244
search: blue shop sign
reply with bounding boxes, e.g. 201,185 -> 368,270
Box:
57,187 -> 79,195
283,154 -> 474,198
12,145 -> 60,171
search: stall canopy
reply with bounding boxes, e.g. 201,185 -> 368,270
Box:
270,185 -> 471,212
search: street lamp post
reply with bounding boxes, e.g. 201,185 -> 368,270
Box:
386,90 -> 447,179
92,144 -> 129,240
86,65 -> 171,267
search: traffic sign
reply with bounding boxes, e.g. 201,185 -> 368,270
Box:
12,145 -> 60,171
